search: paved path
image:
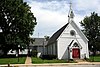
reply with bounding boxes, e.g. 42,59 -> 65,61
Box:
18,64 -> 100,67
25,56 -> 32,64
74,59 -> 90,63
1,62 -> 100,67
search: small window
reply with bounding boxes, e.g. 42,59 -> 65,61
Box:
70,30 -> 76,36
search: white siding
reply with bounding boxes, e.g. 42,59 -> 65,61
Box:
37,46 -> 43,54
78,39 -> 89,59
57,38 -> 72,59
47,42 -> 57,56
47,45 -> 50,55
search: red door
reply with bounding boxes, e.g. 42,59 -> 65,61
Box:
72,48 -> 80,58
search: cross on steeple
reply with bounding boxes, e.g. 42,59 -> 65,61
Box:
68,0 -> 74,23
69,1 -> 72,10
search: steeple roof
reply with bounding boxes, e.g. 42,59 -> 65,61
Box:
68,1 -> 74,22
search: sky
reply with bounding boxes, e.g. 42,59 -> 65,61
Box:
24,0 -> 100,38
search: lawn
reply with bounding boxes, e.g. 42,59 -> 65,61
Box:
0,57 -> 26,64
89,55 -> 100,62
32,57 -> 74,64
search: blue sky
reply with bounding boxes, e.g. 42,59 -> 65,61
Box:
24,0 -> 100,38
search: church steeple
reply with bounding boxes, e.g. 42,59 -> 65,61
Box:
68,0 -> 74,23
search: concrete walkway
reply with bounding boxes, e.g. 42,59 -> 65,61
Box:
25,56 -> 32,64
1,62 -> 100,67
74,59 -> 90,63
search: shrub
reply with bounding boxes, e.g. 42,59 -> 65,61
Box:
41,55 -> 57,60
31,50 -> 38,57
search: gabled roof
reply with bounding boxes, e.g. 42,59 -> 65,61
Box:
48,23 -> 69,45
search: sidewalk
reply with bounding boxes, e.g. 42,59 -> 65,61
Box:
0,62 -> 100,67
74,59 -> 90,63
25,56 -> 32,64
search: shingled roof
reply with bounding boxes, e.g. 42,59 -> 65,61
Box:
48,23 -> 69,45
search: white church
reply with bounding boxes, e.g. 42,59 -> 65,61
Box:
46,2 -> 89,60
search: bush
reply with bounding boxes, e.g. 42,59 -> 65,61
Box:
41,55 -> 57,60
31,50 -> 38,57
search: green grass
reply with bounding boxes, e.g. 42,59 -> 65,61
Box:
32,57 -> 74,64
89,55 -> 100,62
0,57 -> 26,64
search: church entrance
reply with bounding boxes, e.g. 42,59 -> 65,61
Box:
72,48 -> 80,58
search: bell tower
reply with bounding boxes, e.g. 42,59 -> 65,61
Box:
68,0 -> 74,23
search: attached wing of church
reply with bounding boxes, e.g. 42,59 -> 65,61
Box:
46,2 -> 89,60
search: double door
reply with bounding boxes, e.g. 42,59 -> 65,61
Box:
72,48 -> 80,58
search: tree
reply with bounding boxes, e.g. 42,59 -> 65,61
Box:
0,0 -> 37,55
44,36 -> 50,41
80,12 -> 100,51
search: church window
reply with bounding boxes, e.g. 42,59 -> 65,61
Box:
70,30 -> 76,36
72,42 -> 79,47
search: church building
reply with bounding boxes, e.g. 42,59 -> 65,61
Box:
46,2 -> 89,60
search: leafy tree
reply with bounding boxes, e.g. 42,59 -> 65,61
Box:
80,12 -> 100,51
0,0 -> 37,55
44,36 -> 50,41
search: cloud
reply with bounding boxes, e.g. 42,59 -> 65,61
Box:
29,1 -> 70,37
25,0 -> 100,37
73,0 -> 100,15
